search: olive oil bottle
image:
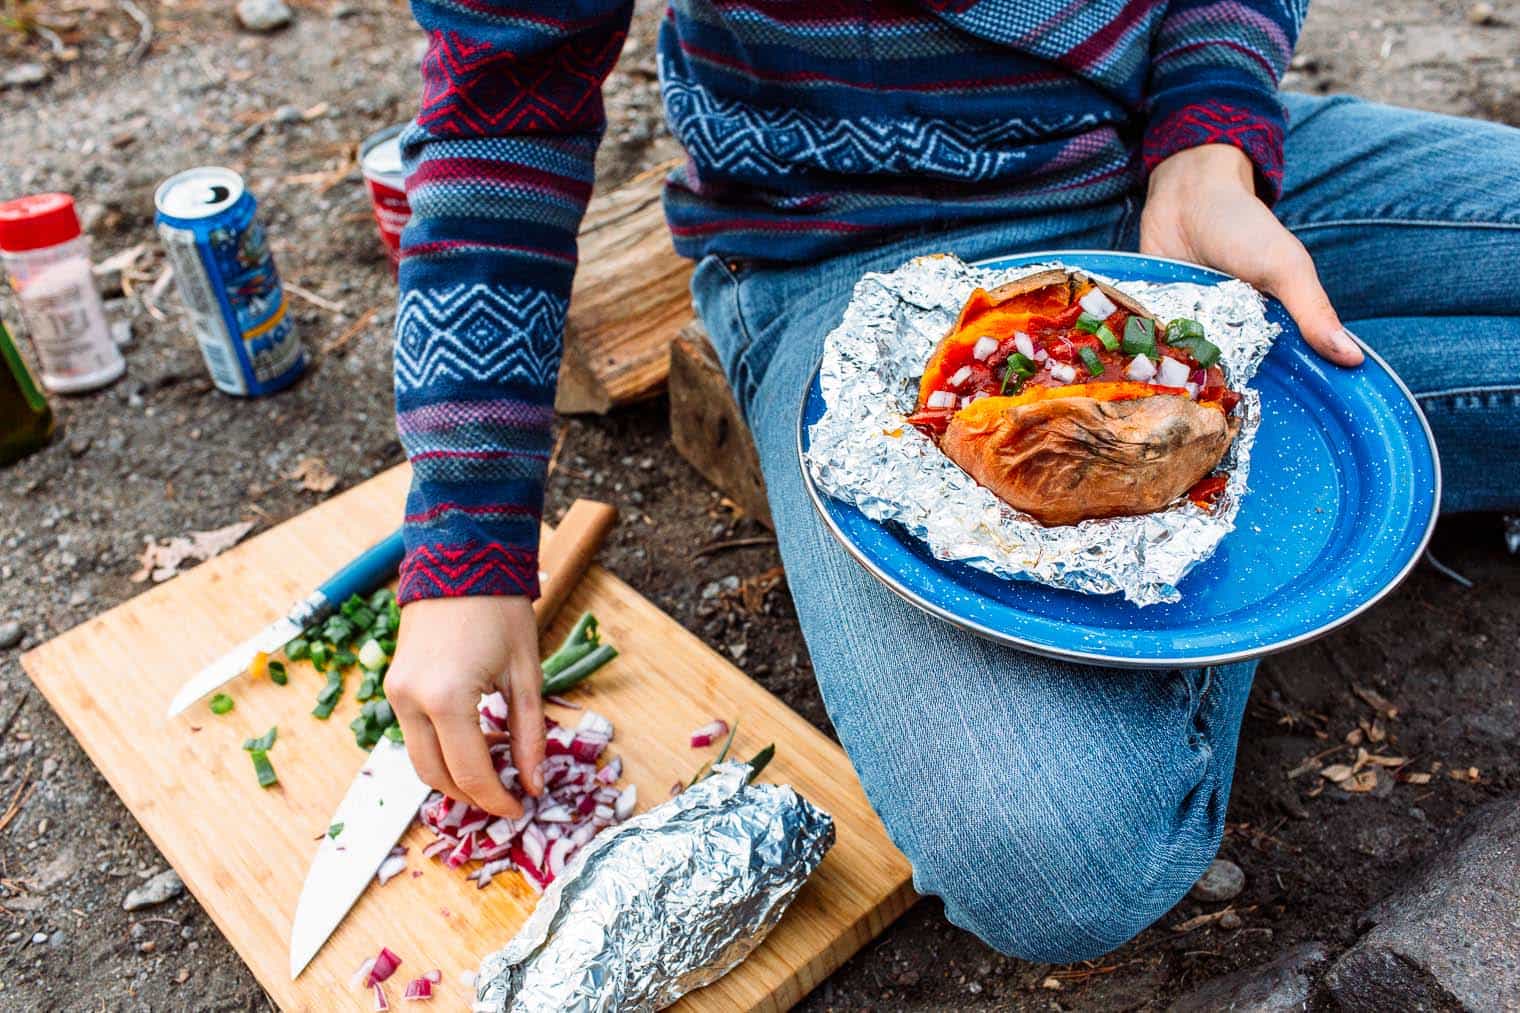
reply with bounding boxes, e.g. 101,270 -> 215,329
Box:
0,318 -> 54,465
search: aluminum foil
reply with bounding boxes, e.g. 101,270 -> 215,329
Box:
474,763 -> 835,1012
805,254 -> 1278,606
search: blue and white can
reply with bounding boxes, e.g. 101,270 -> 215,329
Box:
154,167 -> 305,396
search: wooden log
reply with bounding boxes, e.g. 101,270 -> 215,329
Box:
556,163 -> 694,414
668,321 -> 774,530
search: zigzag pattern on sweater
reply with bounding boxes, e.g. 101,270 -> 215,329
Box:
398,541 -> 540,602
661,67 -> 1105,182
394,284 -> 567,393
418,27 -> 625,136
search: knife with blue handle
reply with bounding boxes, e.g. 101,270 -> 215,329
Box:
165,529 -> 407,718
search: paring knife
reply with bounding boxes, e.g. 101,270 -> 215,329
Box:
166,529 -> 407,718
287,499 -> 618,979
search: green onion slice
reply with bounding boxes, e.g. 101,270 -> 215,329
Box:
267,660 -> 288,686
209,693 -> 234,715
242,726 -> 277,752
328,821 -> 343,838
1074,312 -> 1105,335
249,749 -> 277,788
1094,324 -> 1120,351
1078,346 -> 1106,377
1122,317 -> 1157,356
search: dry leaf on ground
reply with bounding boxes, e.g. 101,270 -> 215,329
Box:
1402,772 -> 1433,785
1343,769 -> 1379,793
130,521 -> 255,583
1352,684 -> 1399,720
1320,764 -> 1356,783
290,456 -> 338,493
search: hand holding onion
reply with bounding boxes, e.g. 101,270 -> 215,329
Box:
387,596 -> 545,818
1140,143 -> 1364,368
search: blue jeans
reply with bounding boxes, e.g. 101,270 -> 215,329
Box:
689,94 -> 1520,963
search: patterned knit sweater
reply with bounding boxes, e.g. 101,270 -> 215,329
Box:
395,0 -> 1304,603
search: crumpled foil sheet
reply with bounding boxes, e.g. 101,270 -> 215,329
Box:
805,254 -> 1279,606
474,763 -> 835,1012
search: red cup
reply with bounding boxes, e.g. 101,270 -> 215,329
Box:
359,125 -> 411,275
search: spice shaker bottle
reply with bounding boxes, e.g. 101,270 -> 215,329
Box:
0,193 -> 125,393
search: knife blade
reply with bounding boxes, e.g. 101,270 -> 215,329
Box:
288,735 -> 428,979
166,530 -> 407,718
287,499 -> 617,979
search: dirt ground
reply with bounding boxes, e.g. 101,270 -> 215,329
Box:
1,1 -> 1517,1010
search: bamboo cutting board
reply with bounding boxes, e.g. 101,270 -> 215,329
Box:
20,466 -> 915,1011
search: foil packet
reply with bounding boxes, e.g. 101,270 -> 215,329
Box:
474,763 -> 835,1012
804,254 -> 1278,607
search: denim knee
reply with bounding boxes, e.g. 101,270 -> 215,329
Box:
896,783 -> 1220,963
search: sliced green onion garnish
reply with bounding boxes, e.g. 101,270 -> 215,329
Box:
284,638 -> 310,662
328,821 -> 343,839
1167,318 -> 1206,344
1074,312 -> 1105,334
332,649 -> 357,670
308,642 -> 331,672
1122,317 -> 1157,356
1094,324 -> 1119,351
323,615 -> 354,644
209,693 -> 234,715
746,743 -> 776,783
358,639 -> 387,671
1189,338 -> 1222,368
1078,346 -> 1105,376
541,644 -> 618,697
1007,352 -> 1037,377
267,660 -> 288,686
249,749 -> 277,788
242,726 -> 277,752
383,724 -> 404,744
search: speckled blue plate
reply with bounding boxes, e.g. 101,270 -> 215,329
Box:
798,251 -> 1441,667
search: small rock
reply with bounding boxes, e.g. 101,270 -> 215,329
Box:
332,1 -> 359,16
30,931 -> 47,945
48,930 -> 64,947
4,931 -> 19,942
68,587 -> 93,608
138,940 -> 156,954
1167,942 -> 1330,1012
273,104 -> 303,125
1189,858 -> 1245,903
1466,2 -> 1497,25
123,868 -> 183,911
67,435 -> 92,458
2,62 -> 50,89
235,0 -> 292,32
1218,910 -> 1243,931
0,621 -> 22,649
1324,796 -> 1520,1010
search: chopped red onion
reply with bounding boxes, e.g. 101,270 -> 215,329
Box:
1125,354 -> 1157,383
1013,331 -> 1035,358
615,784 -> 638,821
350,957 -> 376,991
1078,287 -> 1117,319
373,982 -> 390,1011
402,977 -> 434,1002
376,853 -> 408,886
547,837 -> 575,877
544,693 -> 582,709
972,335 -> 998,360
947,365 -> 972,388
1050,362 -> 1078,384
425,969 -> 442,984
597,756 -> 623,784
366,947 -> 402,987
575,710 -> 613,739
689,719 -> 729,748
1157,356 -> 1190,388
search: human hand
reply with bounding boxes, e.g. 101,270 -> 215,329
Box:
386,596 -> 545,817
1140,143 -> 1363,367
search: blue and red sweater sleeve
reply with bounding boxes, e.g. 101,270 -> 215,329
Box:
394,1 -> 632,604
1142,0 -> 1306,202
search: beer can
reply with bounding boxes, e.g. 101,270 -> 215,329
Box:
359,125 -> 411,274
154,167 -> 305,396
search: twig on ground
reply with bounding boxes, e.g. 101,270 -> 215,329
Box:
117,0 -> 152,63
0,691 -> 27,741
0,762 -> 35,835
546,427 -> 569,477
320,305 -> 378,356
694,535 -> 776,559
284,282 -> 347,314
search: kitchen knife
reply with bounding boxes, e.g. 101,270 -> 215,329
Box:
287,499 -> 618,979
166,529 -> 407,718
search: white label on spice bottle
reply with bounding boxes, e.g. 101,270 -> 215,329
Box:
18,266 -> 119,385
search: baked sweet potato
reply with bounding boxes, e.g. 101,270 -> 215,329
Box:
909,268 -> 1242,525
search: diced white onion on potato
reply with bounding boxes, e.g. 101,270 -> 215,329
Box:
1185,381 -> 1200,399
1125,354 -> 1157,382
1078,288 -> 1117,319
948,365 -> 972,387
1049,362 -> 1077,383
1033,348 -> 1048,363
959,395 -> 973,408
972,336 -> 999,360
1013,332 -> 1034,358
926,390 -> 957,409
969,391 -> 989,403
1157,357 -> 1190,387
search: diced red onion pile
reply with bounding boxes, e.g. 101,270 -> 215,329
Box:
417,692 -> 636,893
353,948 -> 440,1005
688,718 -> 728,748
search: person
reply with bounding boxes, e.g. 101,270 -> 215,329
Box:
385,1 -> 1520,961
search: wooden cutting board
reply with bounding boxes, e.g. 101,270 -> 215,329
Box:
20,466 -> 915,1011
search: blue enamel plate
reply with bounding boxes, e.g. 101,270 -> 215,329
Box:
798,251 -> 1441,667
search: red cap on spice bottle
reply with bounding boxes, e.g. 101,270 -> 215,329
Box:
0,193 -> 84,253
